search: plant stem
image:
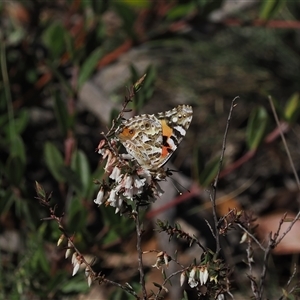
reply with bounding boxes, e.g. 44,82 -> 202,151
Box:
135,206 -> 147,299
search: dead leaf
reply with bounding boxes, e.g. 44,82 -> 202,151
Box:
256,211 -> 300,255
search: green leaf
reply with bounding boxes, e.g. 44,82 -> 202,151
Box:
182,290 -> 189,300
35,181 -> 46,199
71,150 -> 91,197
246,106 -> 269,150
42,22 -> 66,58
46,59 -> 74,96
78,47 -> 104,89
198,157 -> 220,187
5,156 -> 25,186
284,92 -> 300,123
166,3 -> 196,21
54,92 -> 69,136
121,0 -> 150,8
44,142 -> 65,182
259,0 -> 286,20
14,110 -> 29,134
10,135 -> 26,164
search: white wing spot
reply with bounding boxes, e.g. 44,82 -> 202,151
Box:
172,116 -> 178,123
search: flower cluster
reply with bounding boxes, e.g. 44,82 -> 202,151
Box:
180,265 -> 226,299
152,251 -> 171,269
94,139 -> 164,214
181,266 -> 209,288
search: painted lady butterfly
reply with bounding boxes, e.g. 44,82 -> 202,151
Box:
116,105 -> 193,179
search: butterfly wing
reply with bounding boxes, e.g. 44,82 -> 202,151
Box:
117,105 -> 193,171
117,114 -> 163,169
155,104 -> 193,167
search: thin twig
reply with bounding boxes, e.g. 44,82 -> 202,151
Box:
236,223 -> 265,251
205,218 -> 216,239
135,206 -> 147,299
268,96 -> 300,192
286,264 -> 297,288
155,268 -> 189,300
226,290 -> 236,300
273,212 -> 287,242
275,210 -> 300,247
246,233 -> 259,299
258,235 -> 272,300
279,265 -> 299,300
210,96 -> 238,255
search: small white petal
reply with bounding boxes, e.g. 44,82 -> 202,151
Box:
101,149 -> 109,159
202,268 -> 209,285
98,149 -> 105,155
124,175 -> 133,189
87,275 -> 92,287
188,267 -> 198,288
57,234 -> 64,246
71,253 -> 77,264
199,270 -> 204,286
188,278 -> 198,288
72,261 -> 80,276
163,253 -> 169,267
116,174 -> 124,184
189,268 -> 196,279
94,188 -> 105,205
180,272 -> 186,286
109,166 -> 121,180
240,232 -> 248,244
124,187 -> 133,199
65,248 -> 71,259
108,189 -> 117,203
133,176 -> 146,188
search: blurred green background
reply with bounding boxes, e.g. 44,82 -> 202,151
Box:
1,0 -> 300,299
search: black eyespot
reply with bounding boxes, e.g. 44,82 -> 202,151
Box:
129,129 -> 134,134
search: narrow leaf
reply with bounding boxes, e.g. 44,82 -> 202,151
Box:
35,181 -> 46,199
78,47 -> 104,89
10,135 -> 26,164
42,22 -> 66,58
259,0 -> 286,20
246,106 -> 269,150
71,150 -> 91,197
44,142 -> 65,182
199,157 -> 220,187
5,156 -> 25,186
284,92 -> 300,123
54,92 -> 69,137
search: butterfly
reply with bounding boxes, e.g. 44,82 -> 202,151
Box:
116,105 -> 193,179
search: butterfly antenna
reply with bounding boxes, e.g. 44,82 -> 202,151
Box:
167,169 -> 190,194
